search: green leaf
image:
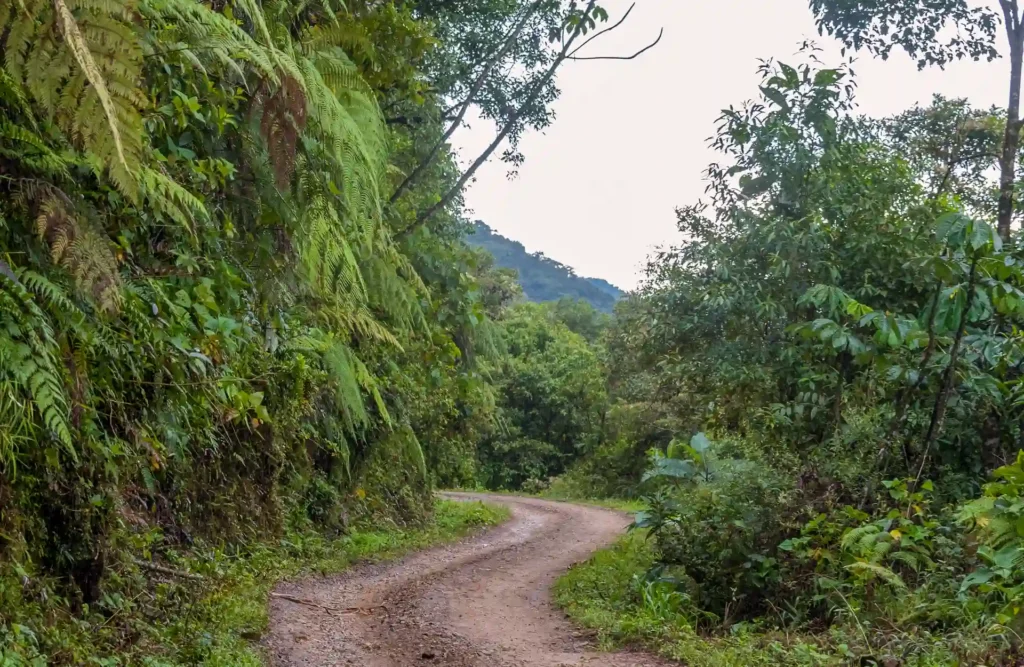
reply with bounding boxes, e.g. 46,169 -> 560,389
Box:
642,457 -> 697,482
813,69 -> 840,86
959,567 -> 995,594
690,431 -> 711,454
760,86 -> 790,114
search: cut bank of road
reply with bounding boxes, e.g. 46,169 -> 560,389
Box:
265,493 -> 668,666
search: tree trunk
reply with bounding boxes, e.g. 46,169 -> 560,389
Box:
998,1 -> 1024,242
916,258 -> 979,481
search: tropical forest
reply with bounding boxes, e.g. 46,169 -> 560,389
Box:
3,0 -> 1024,665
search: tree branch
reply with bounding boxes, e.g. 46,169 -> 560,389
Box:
404,0 -> 600,232
388,0 -> 545,205
568,28 -> 663,61
566,2 -> 635,58
1001,0 -> 1021,33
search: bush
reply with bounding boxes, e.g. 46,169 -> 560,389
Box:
641,456 -> 798,624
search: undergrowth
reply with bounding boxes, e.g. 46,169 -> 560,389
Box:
554,531 -> 997,667
0,499 -> 508,666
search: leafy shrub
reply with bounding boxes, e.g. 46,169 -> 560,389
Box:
960,451 -> 1024,636
778,478 -> 970,630
520,477 -> 551,494
638,437 -> 799,624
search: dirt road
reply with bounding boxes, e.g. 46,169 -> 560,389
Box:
264,493 -> 667,666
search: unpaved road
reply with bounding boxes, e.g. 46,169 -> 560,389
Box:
264,493 -> 668,666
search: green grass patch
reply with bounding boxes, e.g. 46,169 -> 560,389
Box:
1,498 -> 508,666
448,486 -> 647,513
554,532 -> 840,667
540,492 -> 646,513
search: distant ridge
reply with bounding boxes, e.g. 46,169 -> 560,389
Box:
467,222 -> 622,313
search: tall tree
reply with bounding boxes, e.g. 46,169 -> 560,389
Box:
808,1 -> 1024,238
997,1 -> 1024,242
392,1 -> 662,231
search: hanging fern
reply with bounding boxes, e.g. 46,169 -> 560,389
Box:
0,0 -> 146,196
30,191 -> 122,313
139,0 -> 278,82
0,268 -> 75,456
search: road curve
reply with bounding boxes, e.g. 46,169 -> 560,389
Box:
264,493 -> 668,666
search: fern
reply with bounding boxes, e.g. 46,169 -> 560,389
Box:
139,168 -> 210,236
320,339 -> 391,437
840,523 -> 882,551
31,192 -> 122,313
845,561 -> 908,591
139,0 -> 278,82
1,0 -> 145,196
396,424 -> 427,482
0,269 -> 75,456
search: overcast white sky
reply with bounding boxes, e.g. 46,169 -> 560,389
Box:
453,0 -> 1009,291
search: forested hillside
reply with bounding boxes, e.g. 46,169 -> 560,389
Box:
467,221 -> 622,311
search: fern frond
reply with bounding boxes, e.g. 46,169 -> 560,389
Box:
0,121 -> 71,179
841,523 -> 881,551
397,424 -> 426,482
139,0 -> 278,83
0,270 -> 75,454
53,0 -> 136,178
846,561 -> 907,591
321,340 -> 371,437
140,167 -> 210,235
889,550 -> 924,572
1,0 -> 144,197
31,192 -> 122,312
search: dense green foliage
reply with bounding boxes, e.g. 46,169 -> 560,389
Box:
12,0 -> 1024,663
467,221 -> 622,312
544,40 -> 1024,666
477,302 -> 607,489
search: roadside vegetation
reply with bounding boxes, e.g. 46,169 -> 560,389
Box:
545,3 -> 1024,665
8,0 -> 1024,664
0,0 -> 644,663
2,499 -> 506,665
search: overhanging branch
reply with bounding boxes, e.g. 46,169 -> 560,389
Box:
566,2 -> 636,58
569,27 -> 663,62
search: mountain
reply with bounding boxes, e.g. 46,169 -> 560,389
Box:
466,222 -> 623,312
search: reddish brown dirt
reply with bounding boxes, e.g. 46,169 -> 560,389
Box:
264,493 -> 669,666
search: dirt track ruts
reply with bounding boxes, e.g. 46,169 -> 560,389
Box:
264,493 -> 669,666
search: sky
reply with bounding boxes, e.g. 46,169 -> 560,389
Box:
452,0 -> 1009,291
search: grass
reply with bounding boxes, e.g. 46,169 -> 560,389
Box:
553,532 -> 999,667
554,532 -> 843,667
0,498 -> 509,666
539,491 -> 647,513
447,485 -> 647,513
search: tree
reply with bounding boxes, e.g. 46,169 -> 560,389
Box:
478,303 -> 607,489
996,1 -> 1024,242
882,96 -> 1005,210
807,0 -> 1024,241
393,1 -> 663,230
